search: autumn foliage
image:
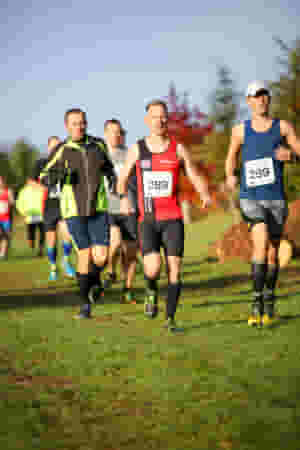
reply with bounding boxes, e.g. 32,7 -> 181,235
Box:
166,85 -> 226,212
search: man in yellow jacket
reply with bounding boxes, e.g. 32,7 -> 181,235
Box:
16,177 -> 47,256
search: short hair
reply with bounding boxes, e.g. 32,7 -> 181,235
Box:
104,118 -> 127,136
64,108 -> 87,123
104,118 -> 122,130
47,136 -> 60,147
145,99 -> 168,114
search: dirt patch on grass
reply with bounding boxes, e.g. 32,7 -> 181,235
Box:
4,374 -> 75,388
94,314 -> 113,322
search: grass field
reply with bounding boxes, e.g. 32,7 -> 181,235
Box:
1,213 -> 300,450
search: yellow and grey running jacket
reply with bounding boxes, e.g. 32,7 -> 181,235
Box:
40,135 -> 115,219
16,182 -> 45,223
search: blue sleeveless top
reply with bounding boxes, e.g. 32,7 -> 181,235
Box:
239,119 -> 285,200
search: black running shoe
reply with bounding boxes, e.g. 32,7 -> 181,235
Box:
164,317 -> 179,333
88,284 -> 104,304
103,272 -> 117,289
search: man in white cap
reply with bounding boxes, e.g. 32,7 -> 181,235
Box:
225,81 -> 300,326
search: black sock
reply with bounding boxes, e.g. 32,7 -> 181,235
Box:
90,263 -> 103,287
251,262 -> 267,299
144,275 -> 158,292
265,263 -> 279,295
77,273 -> 91,304
166,282 -> 182,320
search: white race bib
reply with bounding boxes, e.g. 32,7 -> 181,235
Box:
245,157 -> 275,188
0,201 -> 9,215
143,171 -> 173,198
28,215 -> 42,224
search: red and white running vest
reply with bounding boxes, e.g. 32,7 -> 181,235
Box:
136,138 -> 183,222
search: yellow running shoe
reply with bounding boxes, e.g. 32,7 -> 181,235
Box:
248,301 -> 263,327
262,302 -> 277,326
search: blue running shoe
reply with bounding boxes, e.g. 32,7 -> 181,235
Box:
63,261 -> 76,278
73,303 -> 91,319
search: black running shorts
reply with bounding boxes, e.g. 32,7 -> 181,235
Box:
109,213 -> 138,242
43,198 -> 62,232
139,218 -> 184,257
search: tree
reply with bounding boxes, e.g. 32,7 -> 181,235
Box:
0,144 -> 16,187
10,139 -> 40,191
271,38 -> 300,201
166,84 -> 228,221
271,38 -> 300,133
167,83 -> 213,147
209,65 -> 240,137
203,66 -> 241,184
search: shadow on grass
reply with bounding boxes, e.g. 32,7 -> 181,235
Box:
262,314 -> 300,330
183,313 -> 300,333
0,286 -> 146,311
183,273 -> 249,292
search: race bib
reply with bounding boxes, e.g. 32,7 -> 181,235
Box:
143,171 -> 173,198
0,201 -> 9,215
245,158 -> 275,188
28,215 -> 42,224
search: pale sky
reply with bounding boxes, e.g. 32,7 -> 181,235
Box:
1,0 -> 299,152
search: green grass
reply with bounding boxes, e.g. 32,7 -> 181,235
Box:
1,213 -> 300,449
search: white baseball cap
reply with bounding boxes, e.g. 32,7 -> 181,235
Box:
246,81 -> 270,97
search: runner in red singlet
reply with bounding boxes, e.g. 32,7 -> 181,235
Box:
117,100 -> 211,332
0,175 -> 14,260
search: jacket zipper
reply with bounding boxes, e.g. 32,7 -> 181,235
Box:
82,147 -> 91,216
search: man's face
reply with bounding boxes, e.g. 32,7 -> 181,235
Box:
48,137 -> 61,153
65,112 -> 87,141
247,90 -> 270,116
104,123 -> 122,148
145,104 -> 168,136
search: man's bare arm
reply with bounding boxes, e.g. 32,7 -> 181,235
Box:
117,144 -> 139,195
7,189 -> 15,206
225,124 -> 243,191
117,144 -> 139,215
280,120 -> 300,158
177,144 -> 211,208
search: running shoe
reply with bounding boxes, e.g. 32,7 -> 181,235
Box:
103,272 -> 117,289
144,289 -> 158,318
122,289 -> 137,304
49,270 -> 58,281
164,317 -> 179,333
262,290 -> 277,325
73,304 -> 91,319
248,300 -> 264,327
262,301 -> 277,325
88,284 -> 104,304
73,312 -> 92,319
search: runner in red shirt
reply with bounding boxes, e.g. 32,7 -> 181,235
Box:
117,100 -> 211,331
0,175 -> 14,260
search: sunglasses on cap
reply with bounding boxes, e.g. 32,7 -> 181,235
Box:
253,89 -> 270,98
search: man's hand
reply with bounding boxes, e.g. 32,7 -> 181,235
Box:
120,196 -> 134,215
226,175 -> 238,192
275,146 -> 292,162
